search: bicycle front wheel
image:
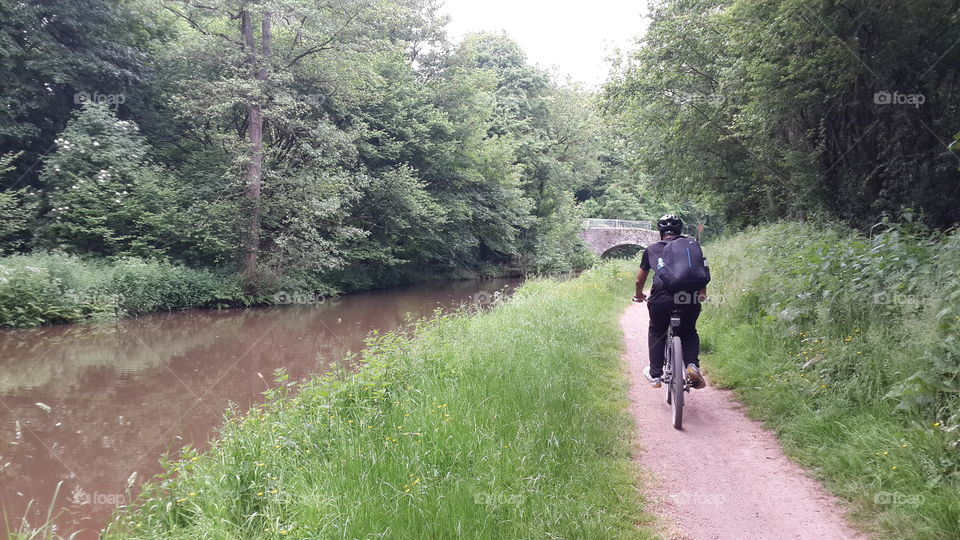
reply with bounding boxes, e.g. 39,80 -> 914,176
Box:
670,336 -> 684,429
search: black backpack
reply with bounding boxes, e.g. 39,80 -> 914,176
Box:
655,236 -> 711,293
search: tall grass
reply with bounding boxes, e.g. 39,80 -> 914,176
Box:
699,221 -> 960,539
0,253 -> 245,327
105,264 -> 651,539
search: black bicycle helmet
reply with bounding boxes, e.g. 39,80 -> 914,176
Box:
657,214 -> 683,236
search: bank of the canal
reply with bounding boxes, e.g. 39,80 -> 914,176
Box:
1,278 -> 520,538
101,264 -> 650,539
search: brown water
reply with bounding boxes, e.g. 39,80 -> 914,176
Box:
0,278 -> 520,538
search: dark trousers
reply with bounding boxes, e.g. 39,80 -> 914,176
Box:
647,301 -> 702,378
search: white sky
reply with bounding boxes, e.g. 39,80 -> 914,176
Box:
440,0 -> 650,87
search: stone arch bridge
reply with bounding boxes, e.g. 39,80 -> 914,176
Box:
578,218 -> 661,257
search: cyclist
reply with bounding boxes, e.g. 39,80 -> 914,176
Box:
633,214 -> 707,389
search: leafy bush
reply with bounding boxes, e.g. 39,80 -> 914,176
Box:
0,253 -> 245,327
0,152 -> 38,254
109,259 -> 245,316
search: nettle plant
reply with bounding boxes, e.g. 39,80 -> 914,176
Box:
40,103 -> 171,258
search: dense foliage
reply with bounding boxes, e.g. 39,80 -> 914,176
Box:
1,0 -> 674,306
606,0 -> 960,230
0,253 -> 243,327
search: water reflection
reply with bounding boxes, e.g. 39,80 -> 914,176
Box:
0,278 -> 519,538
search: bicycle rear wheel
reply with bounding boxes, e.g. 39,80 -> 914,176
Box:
670,336 -> 684,429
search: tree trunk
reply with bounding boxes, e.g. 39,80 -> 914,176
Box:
241,8 -> 271,279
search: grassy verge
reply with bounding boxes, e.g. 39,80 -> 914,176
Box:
699,222 -> 960,539
0,252 -> 593,329
103,263 -> 651,539
0,253 -> 246,327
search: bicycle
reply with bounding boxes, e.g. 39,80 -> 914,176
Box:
633,299 -> 692,429
663,309 -> 691,429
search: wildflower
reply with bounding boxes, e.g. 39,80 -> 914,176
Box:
882,451 -> 888,455
932,422 -> 941,427
891,466 -> 897,470
257,492 -> 264,496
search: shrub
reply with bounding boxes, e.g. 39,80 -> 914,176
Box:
0,253 -> 245,327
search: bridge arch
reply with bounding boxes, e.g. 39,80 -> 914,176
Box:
578,219 -> 661,257
600,243 -> 646,259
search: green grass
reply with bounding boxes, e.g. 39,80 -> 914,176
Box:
0,252 -> 246,327
699,222 -> 960,539
104,263 -> 652,539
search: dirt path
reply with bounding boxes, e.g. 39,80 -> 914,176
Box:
622,302 -> 867,540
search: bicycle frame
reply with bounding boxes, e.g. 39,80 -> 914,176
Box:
663,310 -> 691,429
632,298 -> 693,429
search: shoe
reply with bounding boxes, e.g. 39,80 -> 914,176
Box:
687,364 -> 706,389
643,366 -> 662,388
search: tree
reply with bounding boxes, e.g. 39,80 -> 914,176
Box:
39,104 -> 177,257
607,0 -> 960,229
0,0 -> 157,187
0,152 -> 37,253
